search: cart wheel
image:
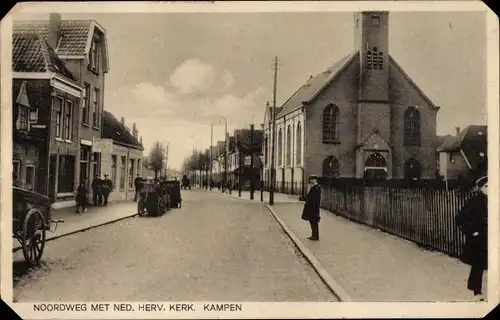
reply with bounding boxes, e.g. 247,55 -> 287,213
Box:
138,199 -> 147,217
22,208 -> 46,264
157,198 -> 165,216
165,195 -> 171,211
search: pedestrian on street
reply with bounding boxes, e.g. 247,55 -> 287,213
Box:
133,173 -> 143,202
301,175 -> 322,241
91,174 -> 102,206
75,179 -> 88,213
102,174 -> 113,206
456,176 -> 488,301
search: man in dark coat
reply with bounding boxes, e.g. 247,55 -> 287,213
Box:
91,175 -> 102,206
133,174 -> 143,202
301,175 -> 322,241
75,179 -> 88,213
456,176 -> 488,301
102,174 -> 113,206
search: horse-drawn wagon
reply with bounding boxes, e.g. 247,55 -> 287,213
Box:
12,187 -> 64,264
137,182 -> 170,217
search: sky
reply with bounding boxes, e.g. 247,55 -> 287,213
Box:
13,9 -> 487,170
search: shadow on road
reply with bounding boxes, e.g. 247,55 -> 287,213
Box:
12,260 -> 44,285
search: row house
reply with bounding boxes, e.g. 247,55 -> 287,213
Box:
230,128 -> 264,189
14,13 -> 110,201
263,11 -> 440,195
12,32 -> 83,200
102,111 -> 144,201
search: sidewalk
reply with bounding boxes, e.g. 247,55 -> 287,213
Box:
209,188 -> 301,203
268,202 -> 484,302
13,200 -> 138,250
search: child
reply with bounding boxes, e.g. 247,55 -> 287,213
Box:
76,180 -> 88,213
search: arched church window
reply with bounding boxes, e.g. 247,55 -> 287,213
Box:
278,129 -> 283,166
377,52 -> 384,70
364,152 -> 388,180
296,122 -> 302,165
286,125 -> 292,166
322,104 -> 340,143
404,107 -> 421,146
367,50 -> 372,69
404,158 -> 422,180
322,156 -> 339,178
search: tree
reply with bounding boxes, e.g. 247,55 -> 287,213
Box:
148,141 -> 166,178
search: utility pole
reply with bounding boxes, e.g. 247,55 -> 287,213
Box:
237,133 -> 242,198
210,124 -> 213,190
269,56 -> 278,205
250,123 -> 255,200
164,142 -> 169,178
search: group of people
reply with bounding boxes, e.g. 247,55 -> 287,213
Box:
300,174 -> 488,301
75,174 -> 114,213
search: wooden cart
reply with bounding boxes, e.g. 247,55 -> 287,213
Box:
12,187 -> 64,264
160,180 -> 182,208
137,182 -> 170,217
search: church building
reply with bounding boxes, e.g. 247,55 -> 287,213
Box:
262,11 -> 440,194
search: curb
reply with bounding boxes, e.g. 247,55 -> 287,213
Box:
13,213 -> 138,252
265,204 -> 353,302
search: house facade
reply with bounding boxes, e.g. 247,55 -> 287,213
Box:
14,13 -> 110,195
263,11 -> 439,194
437,125 -> 487,181
12,31 -> 84,200
102,112 -> 144,201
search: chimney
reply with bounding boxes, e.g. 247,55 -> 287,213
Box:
140,136 -> 143,144
133,122 -> 137,138
48,13 -> 62,50
455,127 -> 460,135
121,117 -> 125,125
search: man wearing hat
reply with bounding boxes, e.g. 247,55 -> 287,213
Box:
101,174 -> 114,206
455,175 -> 488,301
301,175 -> 322,241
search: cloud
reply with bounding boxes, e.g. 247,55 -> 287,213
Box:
169,59 -> 235,95
104,59 -> 269,170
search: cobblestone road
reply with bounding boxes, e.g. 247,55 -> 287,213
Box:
13,190 -> 336,302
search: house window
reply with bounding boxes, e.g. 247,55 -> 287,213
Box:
64,100 -> 73,140
323,104 -> 340,143
296,122 -> 302,165
82,83 -> 90,124
80,147 -> 90,184
93,152 -> 100,177
404,107 -> 421,146
13,160 -> 21,182
25,165 -> 35,190
128,159 -> 135,188
277,129 -> 283,167
89,36 -> 100,73
57,155 -> 75,193
17,104 -> 29,131
404,158 -> 422,180
55,97 -> 64,138
111,155 -> 117,186
120,156 -> 126,190
449,153 -> 455,163
322,156 -> 339,178
286,125 -> 292,166
93,88 -> 100,128
29,108 -> 38,123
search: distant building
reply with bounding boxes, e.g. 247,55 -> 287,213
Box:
437,125 -> 487,181
263,11 -> 440,195
103,111 -> 144,201
230,128 -> 264,189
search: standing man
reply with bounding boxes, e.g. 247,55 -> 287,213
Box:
134,173 -> 143,202
75,179 -> 88,213
456,176 -> 488,301
102,174 -> 113,206
301,175 -> 322,241
91,174 -> 102,206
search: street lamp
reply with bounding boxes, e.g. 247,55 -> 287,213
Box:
219,117 -> 228,193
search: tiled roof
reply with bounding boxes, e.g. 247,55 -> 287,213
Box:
103,111 -> 144,150
13,20 -> 92,56
437,125 -> 487,171
12,32 -> 76,80
276,52 -> 358,118
264,106 -> 283,124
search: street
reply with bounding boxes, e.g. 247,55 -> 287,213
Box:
13,189 -> 337,302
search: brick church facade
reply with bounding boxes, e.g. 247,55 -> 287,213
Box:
263,11 -> 440,191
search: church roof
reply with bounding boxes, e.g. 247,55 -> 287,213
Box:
276,52 -> 358,118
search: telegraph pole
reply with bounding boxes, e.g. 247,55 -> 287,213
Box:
210,124 -> 213,190
250,123 -> 255,200
269,56 -> 278,205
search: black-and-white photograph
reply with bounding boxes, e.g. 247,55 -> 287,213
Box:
1,1 -> 498,318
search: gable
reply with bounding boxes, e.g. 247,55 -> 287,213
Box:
359,132 -> 391,151
389,55 -> 439,111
